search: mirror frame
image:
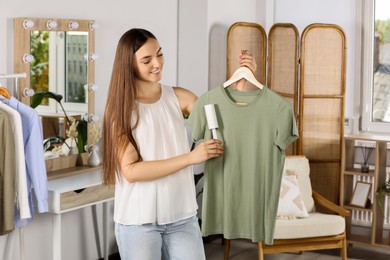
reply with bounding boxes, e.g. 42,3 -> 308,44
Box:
14,17 -> 96,144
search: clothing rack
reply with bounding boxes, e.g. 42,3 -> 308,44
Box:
0,72 -> 26,78
0,72 -> 27,99
0,72 -> 27,260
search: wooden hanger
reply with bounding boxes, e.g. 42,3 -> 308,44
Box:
223,66 -> 263,89
0,86 -> 11,99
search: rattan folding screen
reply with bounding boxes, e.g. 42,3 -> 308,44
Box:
226,22 -> 346,205
226,22 -> 267,85
298,24 -> 346,206
267,23 -> 300,155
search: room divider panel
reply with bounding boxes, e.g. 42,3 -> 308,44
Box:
267,23 -> 300,155
226,22 -> 267,85
298,23 -> 346,207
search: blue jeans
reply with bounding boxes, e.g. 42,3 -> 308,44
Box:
115,215 -> 205,260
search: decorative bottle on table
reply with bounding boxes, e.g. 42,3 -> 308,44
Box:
88,146 -> 101,167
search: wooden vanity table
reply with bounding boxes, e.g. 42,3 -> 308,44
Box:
47,166 -> 114,260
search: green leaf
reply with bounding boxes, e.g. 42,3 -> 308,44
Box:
30,91 -> 63,108
76,119 -> 88,153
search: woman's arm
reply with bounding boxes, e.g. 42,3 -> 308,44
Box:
173,86 -> 197,116
120,138 -> 224,183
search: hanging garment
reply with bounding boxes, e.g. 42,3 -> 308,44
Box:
0,102 -> 30,221
7,97 -> 48,227
114,85 -> 198,225
187,86 -> 298,245
0,110 -> 16,235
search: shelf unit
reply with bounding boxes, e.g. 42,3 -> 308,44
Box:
341,132 -> 390,249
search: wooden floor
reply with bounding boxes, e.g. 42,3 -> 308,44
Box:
105,236 -> 390,259
204,238 -> 390,260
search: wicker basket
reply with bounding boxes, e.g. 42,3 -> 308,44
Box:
45,154 -> 78,172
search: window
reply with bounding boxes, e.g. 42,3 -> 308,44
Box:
31,31 -> 88,115
361,0 -> 390,133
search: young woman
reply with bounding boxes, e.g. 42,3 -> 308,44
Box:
102,28 -> 256,260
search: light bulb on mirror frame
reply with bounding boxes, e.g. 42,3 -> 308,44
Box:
89,22 -> 99,30
68,21 -> 80,30
89,53 -> 99,61
23,88 -> 35,97
83,114 -> 99,122
23,54 -> 35,63
89,84 -> 98,92
90,114 -> 99,122
46,20 -> 58,29
23,19 -> 35,29
83,83 -> 98,92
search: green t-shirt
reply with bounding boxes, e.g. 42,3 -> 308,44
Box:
188,86 -> 298,244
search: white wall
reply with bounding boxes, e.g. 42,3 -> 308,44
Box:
0,0 -> 358,259
0,0 -> 179,119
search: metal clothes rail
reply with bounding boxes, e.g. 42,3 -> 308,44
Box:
0,73 -> 27,99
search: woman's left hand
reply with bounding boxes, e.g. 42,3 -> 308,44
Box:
239,50 -> 257,73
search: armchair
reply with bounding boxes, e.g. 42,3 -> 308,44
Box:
224,155 -> 350,260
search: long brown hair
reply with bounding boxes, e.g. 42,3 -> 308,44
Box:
102,28 -> 157,185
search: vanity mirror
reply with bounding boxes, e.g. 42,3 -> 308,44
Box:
14,17 -> 97,145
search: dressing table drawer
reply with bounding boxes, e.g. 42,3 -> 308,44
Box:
60,184 -> 114,211
47,167 -> 115,214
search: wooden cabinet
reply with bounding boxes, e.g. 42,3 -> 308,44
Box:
341,133 -> 390,248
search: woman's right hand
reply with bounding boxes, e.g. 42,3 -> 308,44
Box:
239,50 -> 257,72
190,139 -> 224,164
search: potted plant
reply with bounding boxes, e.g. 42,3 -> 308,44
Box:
31,91 -> 88,155
377,179 -> 390,217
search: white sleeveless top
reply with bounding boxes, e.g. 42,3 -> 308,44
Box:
114,85 -> 198,225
